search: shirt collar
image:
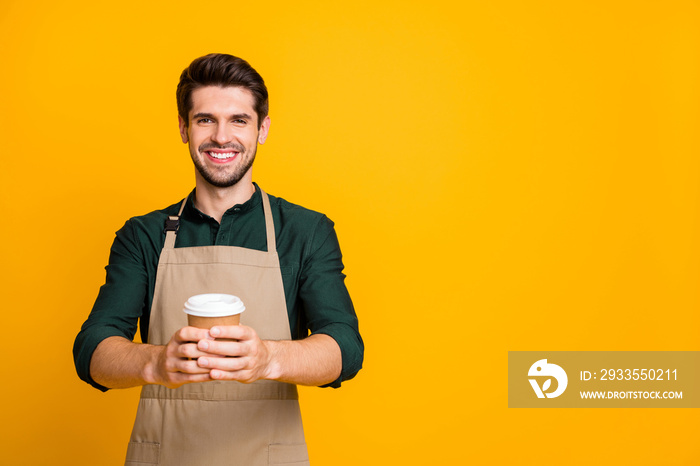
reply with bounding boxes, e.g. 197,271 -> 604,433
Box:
182,182 -> 263,222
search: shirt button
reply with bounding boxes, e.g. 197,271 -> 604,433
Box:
233,207 -> 241,212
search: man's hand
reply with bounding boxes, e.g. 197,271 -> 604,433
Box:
148,326 -> 217,388
195,325 -> 275,383
91,325 -> 342,389
193,325 -> 342,386
91,327 -> 219,390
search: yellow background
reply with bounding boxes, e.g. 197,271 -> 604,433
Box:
1,1 -> 699,464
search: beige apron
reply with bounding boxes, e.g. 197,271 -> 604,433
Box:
125,191 -> 309,466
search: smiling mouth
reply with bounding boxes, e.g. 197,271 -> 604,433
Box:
205,150 -> 239,161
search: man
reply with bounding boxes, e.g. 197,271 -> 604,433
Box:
73,53 -> 363,466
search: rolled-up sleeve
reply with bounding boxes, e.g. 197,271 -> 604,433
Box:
73,220 -> 149,391
298,216 -> 364,388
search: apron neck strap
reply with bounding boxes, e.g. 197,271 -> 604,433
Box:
163,190 -> 276,253
260,190 -> 277,254
163,196 -> 188,249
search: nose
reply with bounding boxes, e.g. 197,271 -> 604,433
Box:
212,123 -> 233,145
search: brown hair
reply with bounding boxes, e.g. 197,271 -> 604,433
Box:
176,53 -> 269,128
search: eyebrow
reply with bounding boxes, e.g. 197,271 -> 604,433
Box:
192,112 -> 254,121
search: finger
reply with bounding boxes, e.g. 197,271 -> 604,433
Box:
175,326 -> 211,344
172,356 -> 214,375
197,355 -> 250,372
170,327 -> 209,345
210,369 -> 253,382
178,342 -> 222,360
209,324 -> 255,341
197,339 -> 247,357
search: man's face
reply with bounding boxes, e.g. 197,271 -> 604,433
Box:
179,86 -> 270,188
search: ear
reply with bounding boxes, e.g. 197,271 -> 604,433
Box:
257,115 -> 271,144
178,115 -> 189,143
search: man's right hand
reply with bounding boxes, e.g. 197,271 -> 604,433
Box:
90,327 -> 215,390
148,326 -> 215,388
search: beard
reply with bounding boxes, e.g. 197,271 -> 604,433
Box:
190,141 -> 257,188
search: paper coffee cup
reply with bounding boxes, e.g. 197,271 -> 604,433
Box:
183,293 -> 245,329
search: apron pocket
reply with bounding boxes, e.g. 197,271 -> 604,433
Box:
125,441 -> 161,465
268,443 -> 309,465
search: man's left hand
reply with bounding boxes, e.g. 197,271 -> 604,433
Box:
195,325 -> 279,383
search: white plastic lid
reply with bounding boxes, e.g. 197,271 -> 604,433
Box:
183,293 -> 245,317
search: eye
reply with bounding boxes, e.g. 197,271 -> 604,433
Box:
197,118 -> 214,124
232,119 -> 247,125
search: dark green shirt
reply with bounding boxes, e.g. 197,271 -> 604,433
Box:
73,184 -> 363,390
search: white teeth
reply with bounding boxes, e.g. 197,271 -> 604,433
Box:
208,151 -> 236,159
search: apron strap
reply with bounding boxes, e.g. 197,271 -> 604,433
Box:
163,196 -> 188,250
260,190 -> 277,254
163,190 -> 276,253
